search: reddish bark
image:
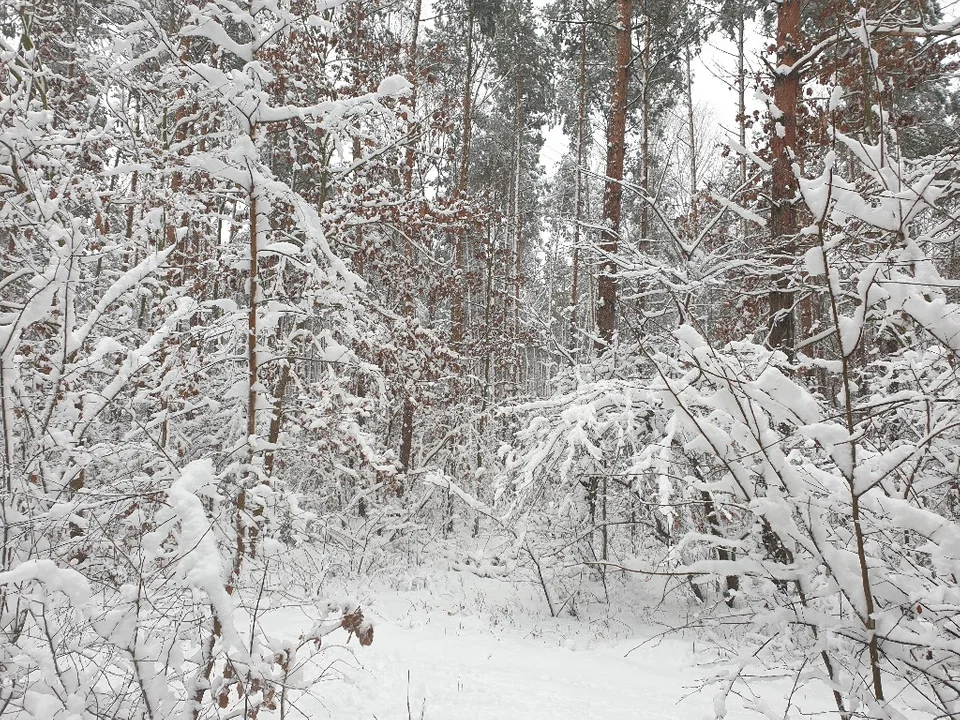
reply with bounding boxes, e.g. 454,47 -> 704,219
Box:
767,0 -> 801,355
597,0 -> 632,348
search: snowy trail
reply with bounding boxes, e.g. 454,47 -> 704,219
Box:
338,621 -> 723,720
266,580 -> 773,720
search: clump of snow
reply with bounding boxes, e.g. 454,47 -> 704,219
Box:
377,74 -> 412,97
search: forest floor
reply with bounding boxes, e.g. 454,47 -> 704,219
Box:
261,554 -> 832,720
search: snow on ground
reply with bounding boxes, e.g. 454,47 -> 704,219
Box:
259,560 -> 831,720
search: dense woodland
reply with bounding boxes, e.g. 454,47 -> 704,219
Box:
3,0 -> 960,717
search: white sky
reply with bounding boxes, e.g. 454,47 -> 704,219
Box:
539,1 -> 960,175
538,24 -> 763,176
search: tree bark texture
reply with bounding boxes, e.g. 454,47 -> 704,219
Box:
768,0 -> 801,355
397,0 -> 423,492
451,7 -> 474,347
597,0 -> 632,348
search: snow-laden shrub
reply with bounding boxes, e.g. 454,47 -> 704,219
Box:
0,2 -> 409,716
499,74 -> 960,720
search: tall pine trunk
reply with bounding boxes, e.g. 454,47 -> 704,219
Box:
685,46 -> 698,239
768,0 -> 801,355
569,0 -> 588,356
597,0 -> 632,347
451,5 -> 474,347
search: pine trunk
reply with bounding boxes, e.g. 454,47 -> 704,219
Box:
569,0 -> 587,355
768,0 -> 801,355
451,6 -> 474,347
597,0 -> 632,348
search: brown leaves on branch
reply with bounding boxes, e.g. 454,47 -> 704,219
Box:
341,607 -> 375,646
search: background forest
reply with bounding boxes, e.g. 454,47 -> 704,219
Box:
3,0 -> 960,718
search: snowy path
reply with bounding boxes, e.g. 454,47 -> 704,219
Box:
336,620 -> 725,720
265,576 -> 787,720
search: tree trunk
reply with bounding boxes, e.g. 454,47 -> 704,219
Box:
264,361 -> 290,477
596,0 -> 632,348
569,0 -> 587,356
512,71 -> 523,385
451,5 -> 474,347
737,5 -> 747,191
737,5 -> 747,243
247,136 -> 259,459
396,0 -> 423,494
640,7 -> 651,241
685,46 -> 698,238
768,0 -> 801,356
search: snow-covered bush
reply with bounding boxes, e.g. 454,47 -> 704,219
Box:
500,37 -> 960,720
0,1 -> 409,716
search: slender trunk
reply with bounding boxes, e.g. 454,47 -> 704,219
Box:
859,44 -> 876,142
475,224 -> 494,532
513,160 -> 521,347
640,9 -> 651,242
818,217 -> 884,702
601,474 -> 608,562
512,73 -> 523,384
587,188 -> 596,333
1,328 -> 13,578
241,120 -> 260,563
403,0 -> 422,193
126,170 -> 140,244
397,0 -> 423,493
685,46 -> 698,239
458,10 -> 474,195
353,134 -> 365,277
597,0 -> 632,348
737,6 -> 747,242
247,150 -> 259,458
768,0 -> 801,355
701,489 -> 739,606
569,0 -> 587,356
483,225 -> 494,400
737,6 -> 746,189
263,362 -> 290,478
853,493 -> 885,700
451,7 -> 474,347
397,397 -> 413,496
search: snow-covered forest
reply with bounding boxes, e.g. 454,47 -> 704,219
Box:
3,0 -> 960,717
